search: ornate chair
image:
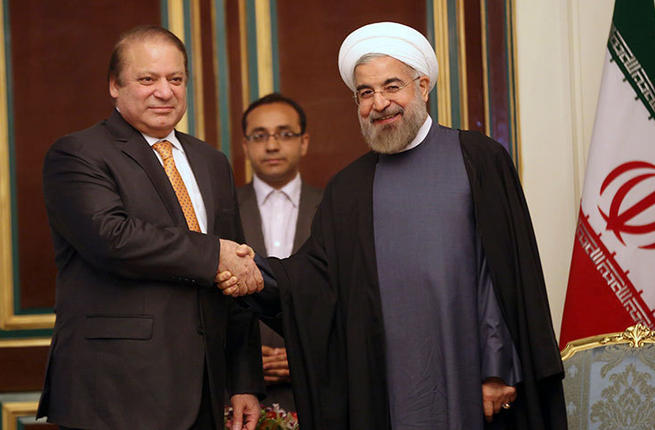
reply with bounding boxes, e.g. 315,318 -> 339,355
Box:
561,324 -> 655,429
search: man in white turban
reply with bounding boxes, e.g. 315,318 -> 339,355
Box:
220,21 -> 566,430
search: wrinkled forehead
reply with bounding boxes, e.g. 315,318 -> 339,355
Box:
246,102 -> 301,130
353,55 -> 419,86
120,37 -> 186,72
127,36 -> 180,56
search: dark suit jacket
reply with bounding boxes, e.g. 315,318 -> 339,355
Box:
237,181 -> 322,409
37,110 -> 264,430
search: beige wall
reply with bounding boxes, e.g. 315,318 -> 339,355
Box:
515,0 -> 614,338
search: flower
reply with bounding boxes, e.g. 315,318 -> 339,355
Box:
224,403 -> 299,430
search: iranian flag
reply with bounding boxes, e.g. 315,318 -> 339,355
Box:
559,0 -> 655,348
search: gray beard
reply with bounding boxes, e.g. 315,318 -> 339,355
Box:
358,96 -> 427,154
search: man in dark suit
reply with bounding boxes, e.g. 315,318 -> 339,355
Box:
37,25 -> 263,430
237,93 -> 322,410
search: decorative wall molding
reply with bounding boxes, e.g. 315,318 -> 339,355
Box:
1,398 -> 39,430
0,0 -> 54,332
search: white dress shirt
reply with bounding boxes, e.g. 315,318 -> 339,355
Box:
142,130 -> 208,234
253,173 -> 301,258
400,115 -> 432,152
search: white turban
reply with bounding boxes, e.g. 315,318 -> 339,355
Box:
338,22 -> 439,93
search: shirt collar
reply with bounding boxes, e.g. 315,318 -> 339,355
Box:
142,130 -> 183,152
114,107 -> 182,151
399,115 -> 432,153
253,172 -> 301,208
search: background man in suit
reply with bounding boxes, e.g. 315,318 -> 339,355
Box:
37,25 -> 263,430
238,93 -> 322,410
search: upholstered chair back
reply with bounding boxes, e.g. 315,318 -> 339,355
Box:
561,324 -> 655,429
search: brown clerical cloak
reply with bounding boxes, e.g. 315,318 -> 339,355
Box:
258,129 -> 567,429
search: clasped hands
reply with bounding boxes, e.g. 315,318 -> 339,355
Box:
216,239 -> 263,296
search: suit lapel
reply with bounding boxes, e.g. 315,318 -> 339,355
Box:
106,111 -> 187,228
179,133 -> 216,235
239,183 -> 267,255
293,183 -> 315,252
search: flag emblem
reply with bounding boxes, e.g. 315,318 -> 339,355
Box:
598,161 -> 655,249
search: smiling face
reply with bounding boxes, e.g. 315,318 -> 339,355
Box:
354,55 -> 430,154
109,38 -> 187,138
242,102 -> 309,189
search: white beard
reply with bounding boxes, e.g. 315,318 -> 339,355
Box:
358,93 -> 428,154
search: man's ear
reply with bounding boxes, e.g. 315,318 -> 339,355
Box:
300,133 -> 309,157
418,76 -> 430,102
109,77 -> 119,99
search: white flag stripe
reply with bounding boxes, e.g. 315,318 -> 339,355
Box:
581,50 -> 655,309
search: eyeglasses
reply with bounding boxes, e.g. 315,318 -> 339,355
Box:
245,130 -> 303,143
354,77 -> 421,106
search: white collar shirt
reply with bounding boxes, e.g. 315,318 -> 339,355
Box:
142,130 -> 208,234
399,115 -> 432,152
253,173 -> 301,258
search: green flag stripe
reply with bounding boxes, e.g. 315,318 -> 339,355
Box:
609,0 -> 655,119
608,25 -> 655,120
613,0 -> 655,80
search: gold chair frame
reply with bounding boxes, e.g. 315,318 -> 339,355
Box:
561,324 -> 655,361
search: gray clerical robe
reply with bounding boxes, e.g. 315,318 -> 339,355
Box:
373,124 -> 519,429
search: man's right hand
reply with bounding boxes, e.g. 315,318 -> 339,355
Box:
217,239 -> 263,296
261,345 -> 290,383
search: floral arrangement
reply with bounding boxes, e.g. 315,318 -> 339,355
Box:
224,403 -> 299,430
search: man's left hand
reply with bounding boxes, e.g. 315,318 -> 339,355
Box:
482,377 -> 516,422
230,393 -> 260,430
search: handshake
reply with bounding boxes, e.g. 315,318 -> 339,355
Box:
216,239 -> 263,297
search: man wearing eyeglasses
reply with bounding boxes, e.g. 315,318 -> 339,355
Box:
238,93 -> 322,412
221,22 -> 566,430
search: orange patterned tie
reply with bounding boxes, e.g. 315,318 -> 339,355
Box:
152,140 -> 201,232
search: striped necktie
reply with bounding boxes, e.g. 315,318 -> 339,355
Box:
152,140 -> 201,232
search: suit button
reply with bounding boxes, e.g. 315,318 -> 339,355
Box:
197,326 -> 205,335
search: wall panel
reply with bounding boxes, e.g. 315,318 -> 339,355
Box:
224,0 -> 248,182
463,0 -> 486,133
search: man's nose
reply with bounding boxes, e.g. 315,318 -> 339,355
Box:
372,92 -> 391,111
153,78 -> 174,99
265,135 -> 280,151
